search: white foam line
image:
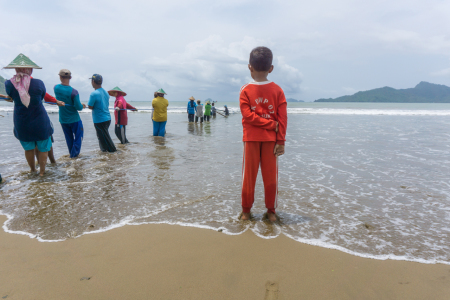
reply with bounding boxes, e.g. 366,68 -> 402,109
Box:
282,232 -> 450,265
0,212 -> 65,242
1,210 -> 449,265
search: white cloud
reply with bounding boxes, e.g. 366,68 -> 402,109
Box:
138,35 -> 302,99
17,41 -> 56,55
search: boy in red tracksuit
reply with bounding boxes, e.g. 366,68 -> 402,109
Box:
239,46 -> 288,222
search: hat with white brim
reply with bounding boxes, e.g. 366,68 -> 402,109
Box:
108,86 -> 127,96
155,88 -> 167,95
3,53 -> 42,69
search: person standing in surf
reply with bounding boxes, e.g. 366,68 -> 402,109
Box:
204,101 -> 211,122
152,88 -> 169,137
110,86 -> 137,144
224,105 -> 229,116
195,100 -> 203,123
239,46 -> 287,222
187,96 -> 196,122
87,74 -> 116,152
54,69 -> 86,158
3,54 -> 54,176
211,102 -> 216,118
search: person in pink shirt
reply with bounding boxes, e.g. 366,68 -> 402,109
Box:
109,87 -> 137,144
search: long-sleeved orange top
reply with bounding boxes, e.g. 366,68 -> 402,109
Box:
239,81 -> 287,145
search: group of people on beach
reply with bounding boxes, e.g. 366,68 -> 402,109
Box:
0,53 -> 170,176
186,97 -> 230,123
1,46 -> 287,222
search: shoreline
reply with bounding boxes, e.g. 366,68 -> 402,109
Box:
2,210 -> 450,266
0,215 -> 449,299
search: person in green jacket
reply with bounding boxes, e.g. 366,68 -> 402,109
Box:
204,101 -> 212,122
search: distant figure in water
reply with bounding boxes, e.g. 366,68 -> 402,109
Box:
211,102 -> 216,118
88,74 -> 117,152
195,100 -> 203,123
54,69 -> 86,157
239,46 -> 287,222
187,96 -> 196,122
110,86 -> 137,144
224,105 -> 229,116
152,88 -> 169,137
3,54 -> 54,176
204,101 -> 211,122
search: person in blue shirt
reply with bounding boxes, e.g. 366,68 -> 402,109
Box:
187,96 -> 197,122
54,69 -> 86,158
87,74 -> 116,153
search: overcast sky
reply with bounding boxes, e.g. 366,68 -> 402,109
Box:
1,0 -> 450,102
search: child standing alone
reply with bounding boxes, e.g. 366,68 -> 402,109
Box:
239,46 -> 287,222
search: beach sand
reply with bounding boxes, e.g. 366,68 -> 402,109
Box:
0,215 -> 449,299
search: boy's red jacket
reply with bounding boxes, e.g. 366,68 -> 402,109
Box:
239,81 -> 287,145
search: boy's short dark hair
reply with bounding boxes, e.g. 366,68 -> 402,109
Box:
249,47 -> 273,72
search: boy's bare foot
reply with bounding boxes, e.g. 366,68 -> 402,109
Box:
267,213 -> 277,222
240,212 -> 251,220
39,172 -> 45,176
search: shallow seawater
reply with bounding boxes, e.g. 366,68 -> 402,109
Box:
0,102 -> 450,264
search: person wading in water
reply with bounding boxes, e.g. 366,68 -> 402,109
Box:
110,86 -> 137,144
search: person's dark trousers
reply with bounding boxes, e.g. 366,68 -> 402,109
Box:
212,112 -> 216,118
61,120 -> 84,158
115,124 -> 129,144
204,115 -> 210,122
195,116 -> 203,123
94,120 -> 116,152
188,114 -> 194,122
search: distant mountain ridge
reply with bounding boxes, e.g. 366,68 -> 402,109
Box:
0,75 -> 5,95
287,98 -> 304,102
315,82 -> 450,103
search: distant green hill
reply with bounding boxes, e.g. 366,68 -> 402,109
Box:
315,82 -> 450,103
287,98 -> 304,102
0,75 -> 5,95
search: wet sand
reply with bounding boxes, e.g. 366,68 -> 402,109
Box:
0,215 -> 449,300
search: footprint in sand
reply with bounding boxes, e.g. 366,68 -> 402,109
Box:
264,281 -> 279,300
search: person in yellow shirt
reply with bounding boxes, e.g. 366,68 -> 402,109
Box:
152,88 -> 169,137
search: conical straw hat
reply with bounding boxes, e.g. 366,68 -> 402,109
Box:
108,86 -> 127,96
155,88 -> 167,95
189,96 -> 195,100
3,53 -> 42,69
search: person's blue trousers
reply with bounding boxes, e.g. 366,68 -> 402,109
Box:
153,120 -> 167,137
61,120 -> 84,158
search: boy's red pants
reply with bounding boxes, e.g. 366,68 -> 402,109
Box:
241,141 -> 278,214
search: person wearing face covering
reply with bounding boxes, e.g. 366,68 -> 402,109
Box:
3,54 -> 54,176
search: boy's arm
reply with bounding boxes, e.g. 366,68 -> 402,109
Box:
240,91 -> 277,130
276,94 -> 287,145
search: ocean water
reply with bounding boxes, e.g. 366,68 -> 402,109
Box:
0,101 -> 449,265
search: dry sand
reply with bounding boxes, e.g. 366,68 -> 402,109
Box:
0,215 -> 449,300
